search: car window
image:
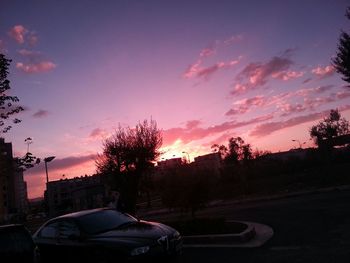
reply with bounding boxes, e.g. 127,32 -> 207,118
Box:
78,210 -> 137,234
58,221 -> 80,239
39,222 -> 59,238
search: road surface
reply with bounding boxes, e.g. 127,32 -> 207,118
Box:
168,189 -> 350,262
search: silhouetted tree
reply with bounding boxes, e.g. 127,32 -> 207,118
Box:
241,143 -> 253,162
253,149 -> 271,159
1,56 -> 38,175
333,7 -> 350,84
0,54 -> 24,134
96,119 -> 162,214
225,137 -> 253,164
211,143 -> 228,159
310,109 -> 349,148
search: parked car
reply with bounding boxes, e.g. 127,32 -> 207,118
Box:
33,208 -> 182,262
0,224 -> 40,263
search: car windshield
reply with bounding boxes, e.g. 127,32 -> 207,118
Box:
77,210 -> 137,234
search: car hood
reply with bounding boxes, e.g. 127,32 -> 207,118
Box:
91,221 -> 174,241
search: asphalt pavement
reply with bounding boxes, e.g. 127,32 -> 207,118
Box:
148,189 -> 350,263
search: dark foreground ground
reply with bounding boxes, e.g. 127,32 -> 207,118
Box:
145,189 -> 350,263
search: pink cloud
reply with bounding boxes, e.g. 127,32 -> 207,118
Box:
32,109 -> 49,118
278,88 -> 350,117
18,49 -> 41,57
199,47 -> 215,58
311,65 -> 335,78
335,90 -> 350,100
185,120 -> 202,130
226,95 -> 266,116
232,54 -> 294,95
8,25 -> 39,46
163,114 -> 273,145
28,33 -> 38,46
184,35 -> 243,80
196,62 -> 226,80
16,61 -> 56,73
184,57 -> 241,80
228,84 -> 338,118
184,60 -> 202,78
272,70 -> 304,81
302,78 -> 312,84
8,25 -> 28,44
223,35 -> 243,46
279,103 -> 307,116
250,105 -> 350,137
251,111 -> 327,137
231,83 -> 248,95
303,96 -> 335,108
295,85 -> 334,97
204,132 -> 235,147
89,128 -> 108,139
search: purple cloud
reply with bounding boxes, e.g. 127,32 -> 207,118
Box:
311,65 -> 335,79
250,105 -> 350,137
163,113 -> 273,145
26,154 -> 97,176
32,109 -> 49,118
16,61 -> 56,73
8,25 -> 28,44
231,52 -> 295,95
18,49 -> 41,57
184,58 -> 240,80
89,128 -> 107,139
185,120 -> 202,130
225,95 -> 266,116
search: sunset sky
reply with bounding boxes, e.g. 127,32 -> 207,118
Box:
1,0 -> 350,198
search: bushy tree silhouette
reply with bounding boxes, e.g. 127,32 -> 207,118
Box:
96,119 -> 162,214
310,109 -> 349,148
222,137 -> 253,164
0,53 -> 24,134
333,7 -> 350,84
1,55 -> 39,175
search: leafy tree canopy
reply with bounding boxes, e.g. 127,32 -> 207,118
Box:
96,119 -> 162,214
310,109 -> 349,147
96,119 -> 162,175
212,136 -> 253,164
0,53 -> 24,134
332,7 -> 350,84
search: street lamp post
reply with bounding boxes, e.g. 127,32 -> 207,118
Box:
44,156 -> 55,217
44,156 -> 55,183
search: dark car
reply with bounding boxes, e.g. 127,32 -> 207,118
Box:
0,224 -> 40,263
33,208 -> 182,262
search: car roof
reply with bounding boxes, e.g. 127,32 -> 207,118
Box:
54,207 -> 112,219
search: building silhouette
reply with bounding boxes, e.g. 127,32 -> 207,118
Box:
0,138 -> 28,222
193,152 -> 222,174
46,174 -> 106,217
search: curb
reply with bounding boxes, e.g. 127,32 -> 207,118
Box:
182,221 -> 273,248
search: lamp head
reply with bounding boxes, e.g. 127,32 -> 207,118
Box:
44,156 -> 55,163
